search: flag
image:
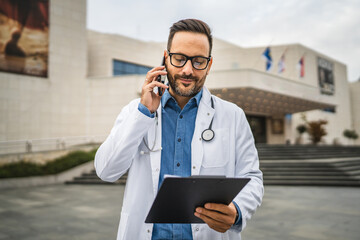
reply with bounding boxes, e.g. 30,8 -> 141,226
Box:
297,56 -> 305,78
262,47 -> 272,71
278,53 -> 285,74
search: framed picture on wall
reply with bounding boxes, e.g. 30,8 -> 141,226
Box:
271,118 -> 284,134
0,0 -> 49,77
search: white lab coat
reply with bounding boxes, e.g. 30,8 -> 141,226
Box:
95,86 -> 264,240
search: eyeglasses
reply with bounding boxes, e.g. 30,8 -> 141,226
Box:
168,51 -> 211,70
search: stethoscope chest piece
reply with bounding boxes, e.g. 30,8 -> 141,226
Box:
201,97 -> 216,142
202,129 -> 215,142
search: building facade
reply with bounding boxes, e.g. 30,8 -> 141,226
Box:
0,0 -> 359,155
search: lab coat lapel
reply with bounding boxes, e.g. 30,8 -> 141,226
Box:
148,104 -> 162,196
191,87 -> 215,175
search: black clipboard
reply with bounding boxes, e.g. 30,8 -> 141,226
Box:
145,176 -> 250,223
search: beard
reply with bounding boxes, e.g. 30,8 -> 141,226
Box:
167,70 -> 206,98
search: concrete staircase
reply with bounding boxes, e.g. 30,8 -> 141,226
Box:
66,170 -> 127,185
257,145 -> 360,160
66,145 -> 360,186
258,145 -> 360,187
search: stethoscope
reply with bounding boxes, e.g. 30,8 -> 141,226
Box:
142,97 -> 215,154
201,97 -> 215,141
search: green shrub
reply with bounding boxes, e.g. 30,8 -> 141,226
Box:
0,162 -> 42,178
296,124 -> 307,135
343,129 -> 359,140
0,148 -> 97,179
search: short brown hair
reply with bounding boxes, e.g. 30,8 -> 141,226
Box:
167,19 -> 213,56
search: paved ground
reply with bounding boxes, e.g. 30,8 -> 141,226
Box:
0,184 -> 359,240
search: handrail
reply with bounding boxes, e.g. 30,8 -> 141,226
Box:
0,135 -> 107,155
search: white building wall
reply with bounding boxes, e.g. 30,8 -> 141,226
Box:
87,30 -> 165,77
0,0 -> 356,151
349,81 -> 360,145
290,47 -> 352,145
86,75 -> 143,137
85,31 -> 166,138
210,42 -> 352,145
0,0 -> 87,142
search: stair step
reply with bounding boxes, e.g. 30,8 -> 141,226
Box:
261,165 -> 337,169
261,167 -> 339,171
264,176 -> 358,180
65,178 -> 127,185
263,172 -> 348,176
259,155 -> 360,160
333,161 -> 360,167
264,180 -> 360,187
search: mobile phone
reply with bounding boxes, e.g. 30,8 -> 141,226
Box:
156,56 -> 166,96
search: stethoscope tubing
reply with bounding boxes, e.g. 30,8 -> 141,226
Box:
143,97 -> 215,153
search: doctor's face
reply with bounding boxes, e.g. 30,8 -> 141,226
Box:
165,31 -> 212,98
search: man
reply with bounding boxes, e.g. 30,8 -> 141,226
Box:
5,29 -> 26,57
95,19 -> 263,240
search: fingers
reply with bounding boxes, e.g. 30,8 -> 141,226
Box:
194,203 -> 237,233
145,66 -> 167,84
195,206 -> 231,224
204,203 -> 233,215
140,66 -> 168,113
194,211 -> 229,233
149,65 -> 165,73
143,80 -> 168,93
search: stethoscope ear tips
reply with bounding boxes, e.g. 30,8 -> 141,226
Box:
202,129 -> 215,142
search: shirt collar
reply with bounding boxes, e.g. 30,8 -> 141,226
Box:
161,88 -> 203,108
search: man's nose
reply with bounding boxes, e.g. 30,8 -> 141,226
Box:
181,60 -> 194,75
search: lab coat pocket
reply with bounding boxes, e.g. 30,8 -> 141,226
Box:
118,211 -> 129,240
202,128 -> 230,168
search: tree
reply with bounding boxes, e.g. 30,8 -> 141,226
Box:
307,120 -> 328,145
301,114 -> 328,145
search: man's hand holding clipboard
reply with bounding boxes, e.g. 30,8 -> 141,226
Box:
145,176 -> 250,231
194,202 -> 238,233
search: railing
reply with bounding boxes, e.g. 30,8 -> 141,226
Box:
0,135 -> 107,155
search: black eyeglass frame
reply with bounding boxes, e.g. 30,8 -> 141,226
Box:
167,51 -> 211,70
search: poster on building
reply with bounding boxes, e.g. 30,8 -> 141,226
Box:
0,0 -> 49,77
271,118 -> 284,134
318,57 -> 334,95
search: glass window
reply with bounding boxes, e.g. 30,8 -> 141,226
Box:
113,59 -> 152,76
323,107 -> 336,113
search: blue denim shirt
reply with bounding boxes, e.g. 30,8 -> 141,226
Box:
138,89 -> 242,239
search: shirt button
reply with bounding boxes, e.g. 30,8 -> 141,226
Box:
179,115 -> 183,119
196,227 -> 199,231
178,138 -> 181,142
193,166 -> 196,169
156,168 -> 159,172
147,229 -> 151,233
177,162 -> 180,167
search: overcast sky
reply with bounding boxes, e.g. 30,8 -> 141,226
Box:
87,0 -> 360,82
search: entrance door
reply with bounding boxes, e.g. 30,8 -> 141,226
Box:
246,116 -> 267,144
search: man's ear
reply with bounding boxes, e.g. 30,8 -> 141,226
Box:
206,56 -> 213,75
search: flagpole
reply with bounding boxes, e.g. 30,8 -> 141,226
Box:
250,38 -> 275,70
278,47 -> 288,74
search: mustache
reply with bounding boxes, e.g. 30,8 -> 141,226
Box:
174,74 -> 198,81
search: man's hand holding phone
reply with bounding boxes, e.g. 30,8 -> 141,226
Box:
140,65 -> 168,113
